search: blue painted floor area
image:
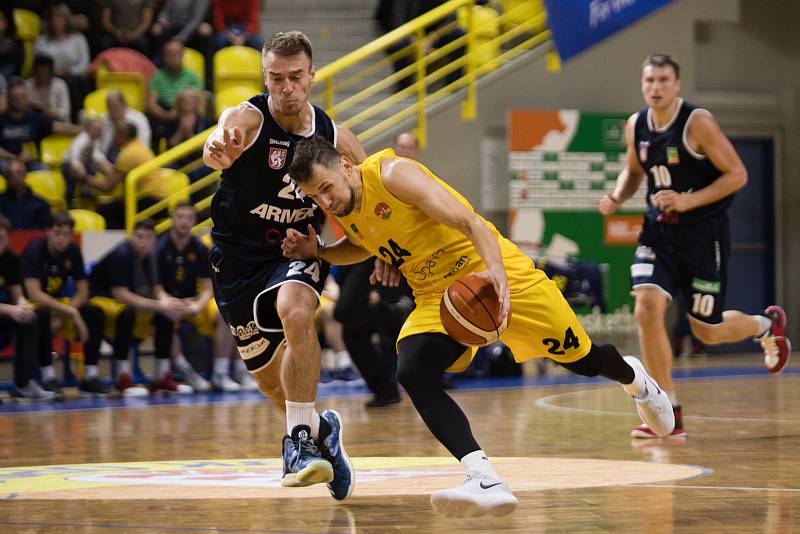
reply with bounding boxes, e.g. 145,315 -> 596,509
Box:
0,366 -> 797,414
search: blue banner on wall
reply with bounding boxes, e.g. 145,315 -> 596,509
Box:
544,0 -> 673,61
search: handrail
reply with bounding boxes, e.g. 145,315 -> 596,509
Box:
125,0 -> 549,233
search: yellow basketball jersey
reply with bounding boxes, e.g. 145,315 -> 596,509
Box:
335,150 -> 539,299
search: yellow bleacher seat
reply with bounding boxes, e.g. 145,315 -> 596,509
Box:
0,176 -> 6,193
13,9 -> 40,78
96,71 -> 146,111
458,5 -> 501,71
84,89 -> 111,116
159,168 -> 190,210
501,0 -> 543,29
183,47 -> 205,87
41,134 -> 77,170
69,209 -> 106,231
215,86 -> 259,118
25,170 -> 67,210
213,46 -> 263,94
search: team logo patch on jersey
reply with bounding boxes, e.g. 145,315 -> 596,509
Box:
268,147 -> 287,170
374,202 -> 392,219
638,141 -> 649,162
667,146 -> 680,165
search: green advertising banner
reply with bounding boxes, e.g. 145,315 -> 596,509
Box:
507,109 -> 647,337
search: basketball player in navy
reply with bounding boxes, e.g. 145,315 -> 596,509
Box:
202,31 -> 368,499
599,54 -> 791,438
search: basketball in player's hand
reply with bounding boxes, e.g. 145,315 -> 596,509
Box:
440,274 -> 510,346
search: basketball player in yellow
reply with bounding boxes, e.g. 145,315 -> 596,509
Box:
282,137 -> 675,518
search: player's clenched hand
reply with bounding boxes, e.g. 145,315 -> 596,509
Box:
370,258 -> 401,287
474,269 -> 510,324
598,193 -> 620,215
281,224 -> 319,259
206,128 -> 245,168
651,190 -> 692,213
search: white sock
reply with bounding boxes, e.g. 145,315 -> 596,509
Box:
156,358 -> 171,377
233,358 -> 247,379
173,353 -> 192,372
460,450 -> 500,479
334,350 -> 351,370
286,400 -> 320,438
117,360 -> 130,374
755,314 -> 772,337
214,357 -> 230,375
40,365 -> 55,381
667,390 -> 678,406
621,362 -> 648,398
84,365 -> 98,379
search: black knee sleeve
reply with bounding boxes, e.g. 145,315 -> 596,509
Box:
396,334 -> 464,391
559,342 -> 634,384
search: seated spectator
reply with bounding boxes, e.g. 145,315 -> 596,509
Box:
0,158 -> 51,229
43,1 -> 90,33
22,211 -> 111,397
164,87 -> 209,150
100,0 -> 154,55
147,39 -> 202,143
0,9 -> 23,79
26,54 -> 71,121
393,131 -> 420,160
89,217 -> 193,396
0,77 -> 80,173
33,3 -> 91,121
93,90 -> 151,163
61,112 -> 102,206
0,214 -> 55,401
211,0 -> 261,51
150,0 -> 212,63
91,121 -> 167,229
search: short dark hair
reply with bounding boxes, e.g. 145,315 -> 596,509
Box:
50,211 -> 75,229
643,54 -> 680,79
134,218 -> 156,232
288,136 -> 342,184
8,76 -> 26,92
172,200 -> 196,214
263,31 -> 313,62
0,214 -> 11,232
32,54 -> 55,71
119,121 -> 137,140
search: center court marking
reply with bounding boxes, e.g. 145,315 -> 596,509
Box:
0,457 -> 706,500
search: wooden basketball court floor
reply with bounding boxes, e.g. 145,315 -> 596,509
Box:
1,352 -> 798,533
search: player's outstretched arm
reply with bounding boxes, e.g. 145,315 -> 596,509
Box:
600,114 -> 646,215
282,224 -> 373,265
202,104 -> 263,170
381,158 -> 510,320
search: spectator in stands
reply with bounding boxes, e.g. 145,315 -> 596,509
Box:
0,9 -> 23,79
0,77 -> 80,173
89,217 -> 193,396
0,158 -> 51,229
147,39 -> 202,144
34,3 -> 91,121
211,0 -> 261,51
150,0 -> 213,62
94,90 -> 151,163
0,214 -> 55,401
22,211 -> 110,397
62,112 -> 102,206
164,87 -> 209,150
26,54 -> 71,121
43,0 -> 90,33
154,202 -> 222,392
100,0 -> 154,55
0,73 -> 7,113
91,121 -> 167,229
393,131 -> 420,160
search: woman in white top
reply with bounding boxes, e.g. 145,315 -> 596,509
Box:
26,54 -> 71,121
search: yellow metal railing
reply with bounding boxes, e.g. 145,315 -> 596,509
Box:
125,0 -> 548,233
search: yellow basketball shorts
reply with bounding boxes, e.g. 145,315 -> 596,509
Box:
398,268 -> 592,373
90,296 -> 153,341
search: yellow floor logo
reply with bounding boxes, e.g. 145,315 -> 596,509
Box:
0,457 -> 706,500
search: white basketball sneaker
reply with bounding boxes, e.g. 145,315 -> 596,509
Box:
430,473 -> 518,518
623,356 -> 675,437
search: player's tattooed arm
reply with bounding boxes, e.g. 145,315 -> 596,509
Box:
335,125 -> 367,165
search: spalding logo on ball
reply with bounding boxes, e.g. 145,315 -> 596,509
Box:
440,274 -> 510,346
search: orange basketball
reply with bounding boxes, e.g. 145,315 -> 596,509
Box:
439,274 -> 510,346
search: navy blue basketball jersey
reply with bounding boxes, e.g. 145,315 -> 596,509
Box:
155,233 -> 210,299
210,94 -> 337,260
634,99 -> 730,223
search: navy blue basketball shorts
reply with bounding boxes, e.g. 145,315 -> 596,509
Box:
210,248 -> 330,372
630,216 -> 730,325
